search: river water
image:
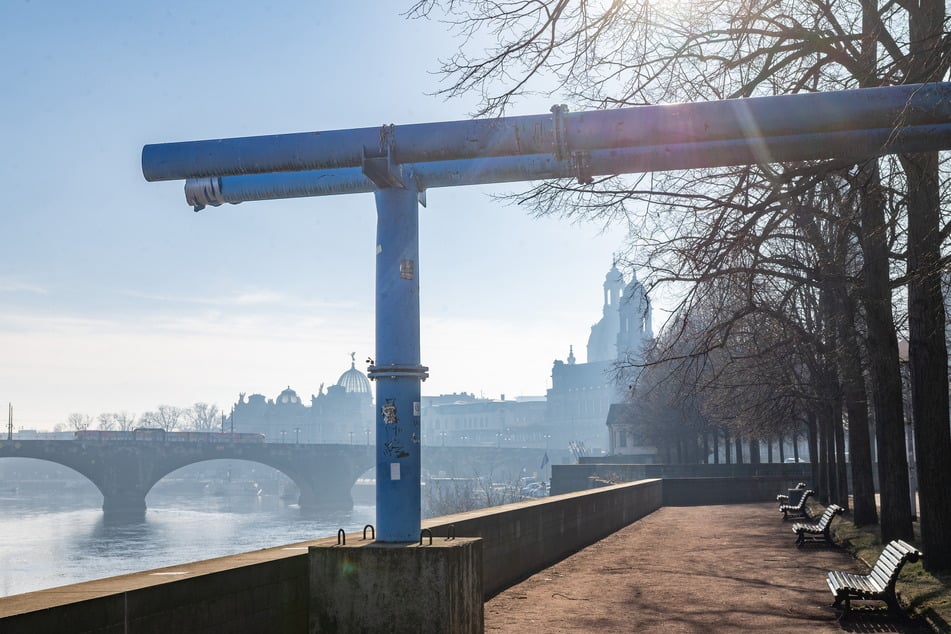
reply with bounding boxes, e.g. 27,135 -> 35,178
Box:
0,481 -> 375,598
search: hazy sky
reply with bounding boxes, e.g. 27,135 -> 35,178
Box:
1,1 -> 641,430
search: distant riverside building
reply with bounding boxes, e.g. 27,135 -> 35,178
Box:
226,263 -> 654,460
421,393 -> 548,448
420,263 -> 654,461
605,403 -> 657,460
228,354 -> 374,444
547,263 -> 654,455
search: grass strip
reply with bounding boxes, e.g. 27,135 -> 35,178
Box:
821,502 -> 951,631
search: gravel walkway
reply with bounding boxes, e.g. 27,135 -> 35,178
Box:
485,503 -> 932,633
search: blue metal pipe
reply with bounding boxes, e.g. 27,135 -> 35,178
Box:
184,123 -> 951,208
144,83 -> 951,544
144,82 -> 951,181
368,187 -> 427,542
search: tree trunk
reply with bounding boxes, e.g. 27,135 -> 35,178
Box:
806,414 -> 819,493
799,200 -> 878,522
818,406 -> 835,505
858,165 -> 914,542
833,401 -> 850,512
898,0 -> 951,572
835,288 -> 878,524
902,150 -> 951,570
749,437 -> 761,464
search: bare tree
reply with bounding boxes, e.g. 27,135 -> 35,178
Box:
184,402 -> 221,432
406,0 -> 951,562
66,413 -> 91,431
139,405 -> 183,432
896,0 -> 951,570
114,411 -> 137,432
423,478 -> 484,517
97,413 -> 117,431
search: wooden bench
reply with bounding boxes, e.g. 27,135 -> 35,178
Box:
792,503 -> 842,546
776,482 -> 807,505
826,539 -> 922,619
779,489 -> 814,520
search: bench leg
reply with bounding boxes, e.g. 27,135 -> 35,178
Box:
835,597 -> 851,621
884,593 -> 903,616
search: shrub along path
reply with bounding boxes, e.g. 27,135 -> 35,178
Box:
484,503 -> 933,633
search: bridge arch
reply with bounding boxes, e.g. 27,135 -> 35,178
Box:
0,440 -> 373,518
0,455 -> 102,502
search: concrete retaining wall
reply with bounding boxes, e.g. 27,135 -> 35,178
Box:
661,476 -> 797,506
0,479 -> 663,633
552,462 -> 812,496
423,478 -> 663,598
0,546 -> 314,633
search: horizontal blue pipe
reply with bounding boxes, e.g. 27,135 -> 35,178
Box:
145,83 -> 951,182
184,123 -> 951,208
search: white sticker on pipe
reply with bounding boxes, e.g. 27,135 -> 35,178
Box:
390,462 -> 400,480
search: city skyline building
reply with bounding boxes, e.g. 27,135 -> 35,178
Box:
228,353 -> 374,445
228,263 -> 654,463
546,263 -> 654,456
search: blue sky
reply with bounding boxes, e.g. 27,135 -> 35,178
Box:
1,1 -> 636,429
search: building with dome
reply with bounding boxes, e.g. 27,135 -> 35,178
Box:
225,263 -> 653,457
228,354 -> 374,444
546,263 -> 653,455
312,355 -> 375,443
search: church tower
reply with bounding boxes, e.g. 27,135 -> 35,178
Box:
547,261 -> 654,455
617,270 -> 653,364
586,263 -> 626,362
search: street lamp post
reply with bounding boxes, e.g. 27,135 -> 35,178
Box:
349,431 -> 354,445
365,428 -> 371,446
280,430 -> 286,444
294,427 -> 300,444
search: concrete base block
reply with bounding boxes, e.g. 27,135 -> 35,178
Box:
309,537 -> 483,634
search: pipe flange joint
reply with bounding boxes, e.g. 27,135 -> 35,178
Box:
184,177 -> 224,212
572,150 -> 593,185
367,364 -> 430,381
550,104 -> 570,161
362,124 -> 405,189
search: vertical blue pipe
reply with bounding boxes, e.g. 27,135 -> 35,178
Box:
370,187 -> 427,542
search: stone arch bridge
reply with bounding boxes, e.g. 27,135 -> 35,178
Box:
0,439 -> 546,517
